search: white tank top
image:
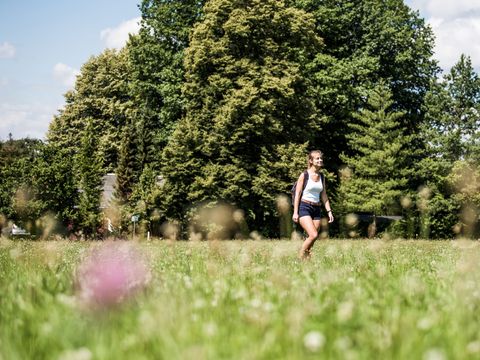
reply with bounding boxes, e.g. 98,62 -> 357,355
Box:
302,175 -> 324,203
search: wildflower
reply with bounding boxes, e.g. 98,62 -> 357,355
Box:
303,331 -> 326,352
423,348 -> 446,360
337,301 -> 354,323
58,347 -> 92,360
76,242 -> 150,309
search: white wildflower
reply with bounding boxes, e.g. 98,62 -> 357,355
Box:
303,331 -> 326,352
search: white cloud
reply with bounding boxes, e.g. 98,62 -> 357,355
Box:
53,63 -> 80,88
407,0 -> 480,72
409,0 -> 480,20
0,102 -> 60,140
0,42 -> 16,58
429,17 -> 480,71
100,17 -> 141,49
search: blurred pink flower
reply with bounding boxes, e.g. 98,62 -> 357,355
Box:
76,242 -> 151,308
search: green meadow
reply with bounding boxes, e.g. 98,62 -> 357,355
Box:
1,238 -> 480,359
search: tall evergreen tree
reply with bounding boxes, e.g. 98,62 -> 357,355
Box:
75,120 -> 104,236
423,54 -> 480,163
115,118 -> 140,203
159,0 -> 324,233
338,84 -> 411,219
418,54 -> 480,238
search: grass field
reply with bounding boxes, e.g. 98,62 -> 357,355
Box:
1,238 -> 480,359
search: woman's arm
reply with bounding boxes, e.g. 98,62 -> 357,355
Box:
292,172 -> 305,223
321,175 -> 334,223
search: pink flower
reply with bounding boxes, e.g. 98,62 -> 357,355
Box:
76,242 -> 150,309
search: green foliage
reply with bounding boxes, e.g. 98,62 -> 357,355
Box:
0,138 -> 42,221
115,118 -> 140,203
47,48 -> 132,172
37,0 -> 471,237
418,54 -> 480,238
75,120 -> 104,236
0,140 -> 77,236
159,0 -> 324,234
127,0 -> 207,168
293,0 -> 439,171
423,55 -> 480,163
129,165 -> 164,235
339,84 -> 411,217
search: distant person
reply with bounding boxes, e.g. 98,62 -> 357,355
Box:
292,150 -> 334,259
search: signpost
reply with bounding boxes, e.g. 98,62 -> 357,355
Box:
131,214 -> 139,239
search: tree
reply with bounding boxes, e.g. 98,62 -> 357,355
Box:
115,118 -> 140,203
48,48 -> 132,172
28,144 -> 78,233
159,0 -> 324,234
338,84 -> 412,229
418,54 -> 480,238
291,0 -> 439,175
0,138 -> 42,224
127,0 -> 207,169
75,120 -> 104,236
423,54 -> 480,162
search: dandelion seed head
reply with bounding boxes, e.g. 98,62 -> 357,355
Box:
376,263 -> 388,277
418,186 -> 432,199
233,209 -> 245,224
276,194 -> 290,215
189,231 -> 203,241
423,348 -> 446,360
401,195 -> 413,209
250,231 -> 262,241
345,213 -> 358,227
339,166 -> 352,181
56,294 -> 77,308
58,347 -> 92,360
203,322 -> 217,337
334,336 -> 352,351
303,331 -> 326,352
291,231 -> 302,241
161,221 -> 180,241
467,341 -> 480,354
452,223 -> 462,236
337,301 -> 354,322
417,317 -> 434,330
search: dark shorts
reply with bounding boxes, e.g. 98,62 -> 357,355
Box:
299,201 -> 322,220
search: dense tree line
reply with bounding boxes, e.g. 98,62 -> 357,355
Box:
1,0 -> 479,239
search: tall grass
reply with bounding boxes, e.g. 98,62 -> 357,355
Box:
1,238 -> 480,359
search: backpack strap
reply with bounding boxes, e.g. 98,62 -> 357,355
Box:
302,170 -> 309,192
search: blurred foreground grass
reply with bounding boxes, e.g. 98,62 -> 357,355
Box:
1,238 -> 480,359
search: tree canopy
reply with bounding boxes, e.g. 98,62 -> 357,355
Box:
3,0 -> 478,239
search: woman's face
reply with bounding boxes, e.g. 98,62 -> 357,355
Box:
311,153 -> 323,167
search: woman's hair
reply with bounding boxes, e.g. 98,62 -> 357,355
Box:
307,150 -> 323,166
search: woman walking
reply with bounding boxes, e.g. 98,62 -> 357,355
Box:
292,150 -> 334,259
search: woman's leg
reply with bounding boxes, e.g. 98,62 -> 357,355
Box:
305,219 -> 322,253
299,216 -> 318,258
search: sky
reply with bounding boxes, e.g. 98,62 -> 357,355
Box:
1,0 -> 480,141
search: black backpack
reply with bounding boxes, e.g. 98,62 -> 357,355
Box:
291,170 -> 309,205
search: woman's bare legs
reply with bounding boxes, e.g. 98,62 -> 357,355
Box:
299,216 -> 322,259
